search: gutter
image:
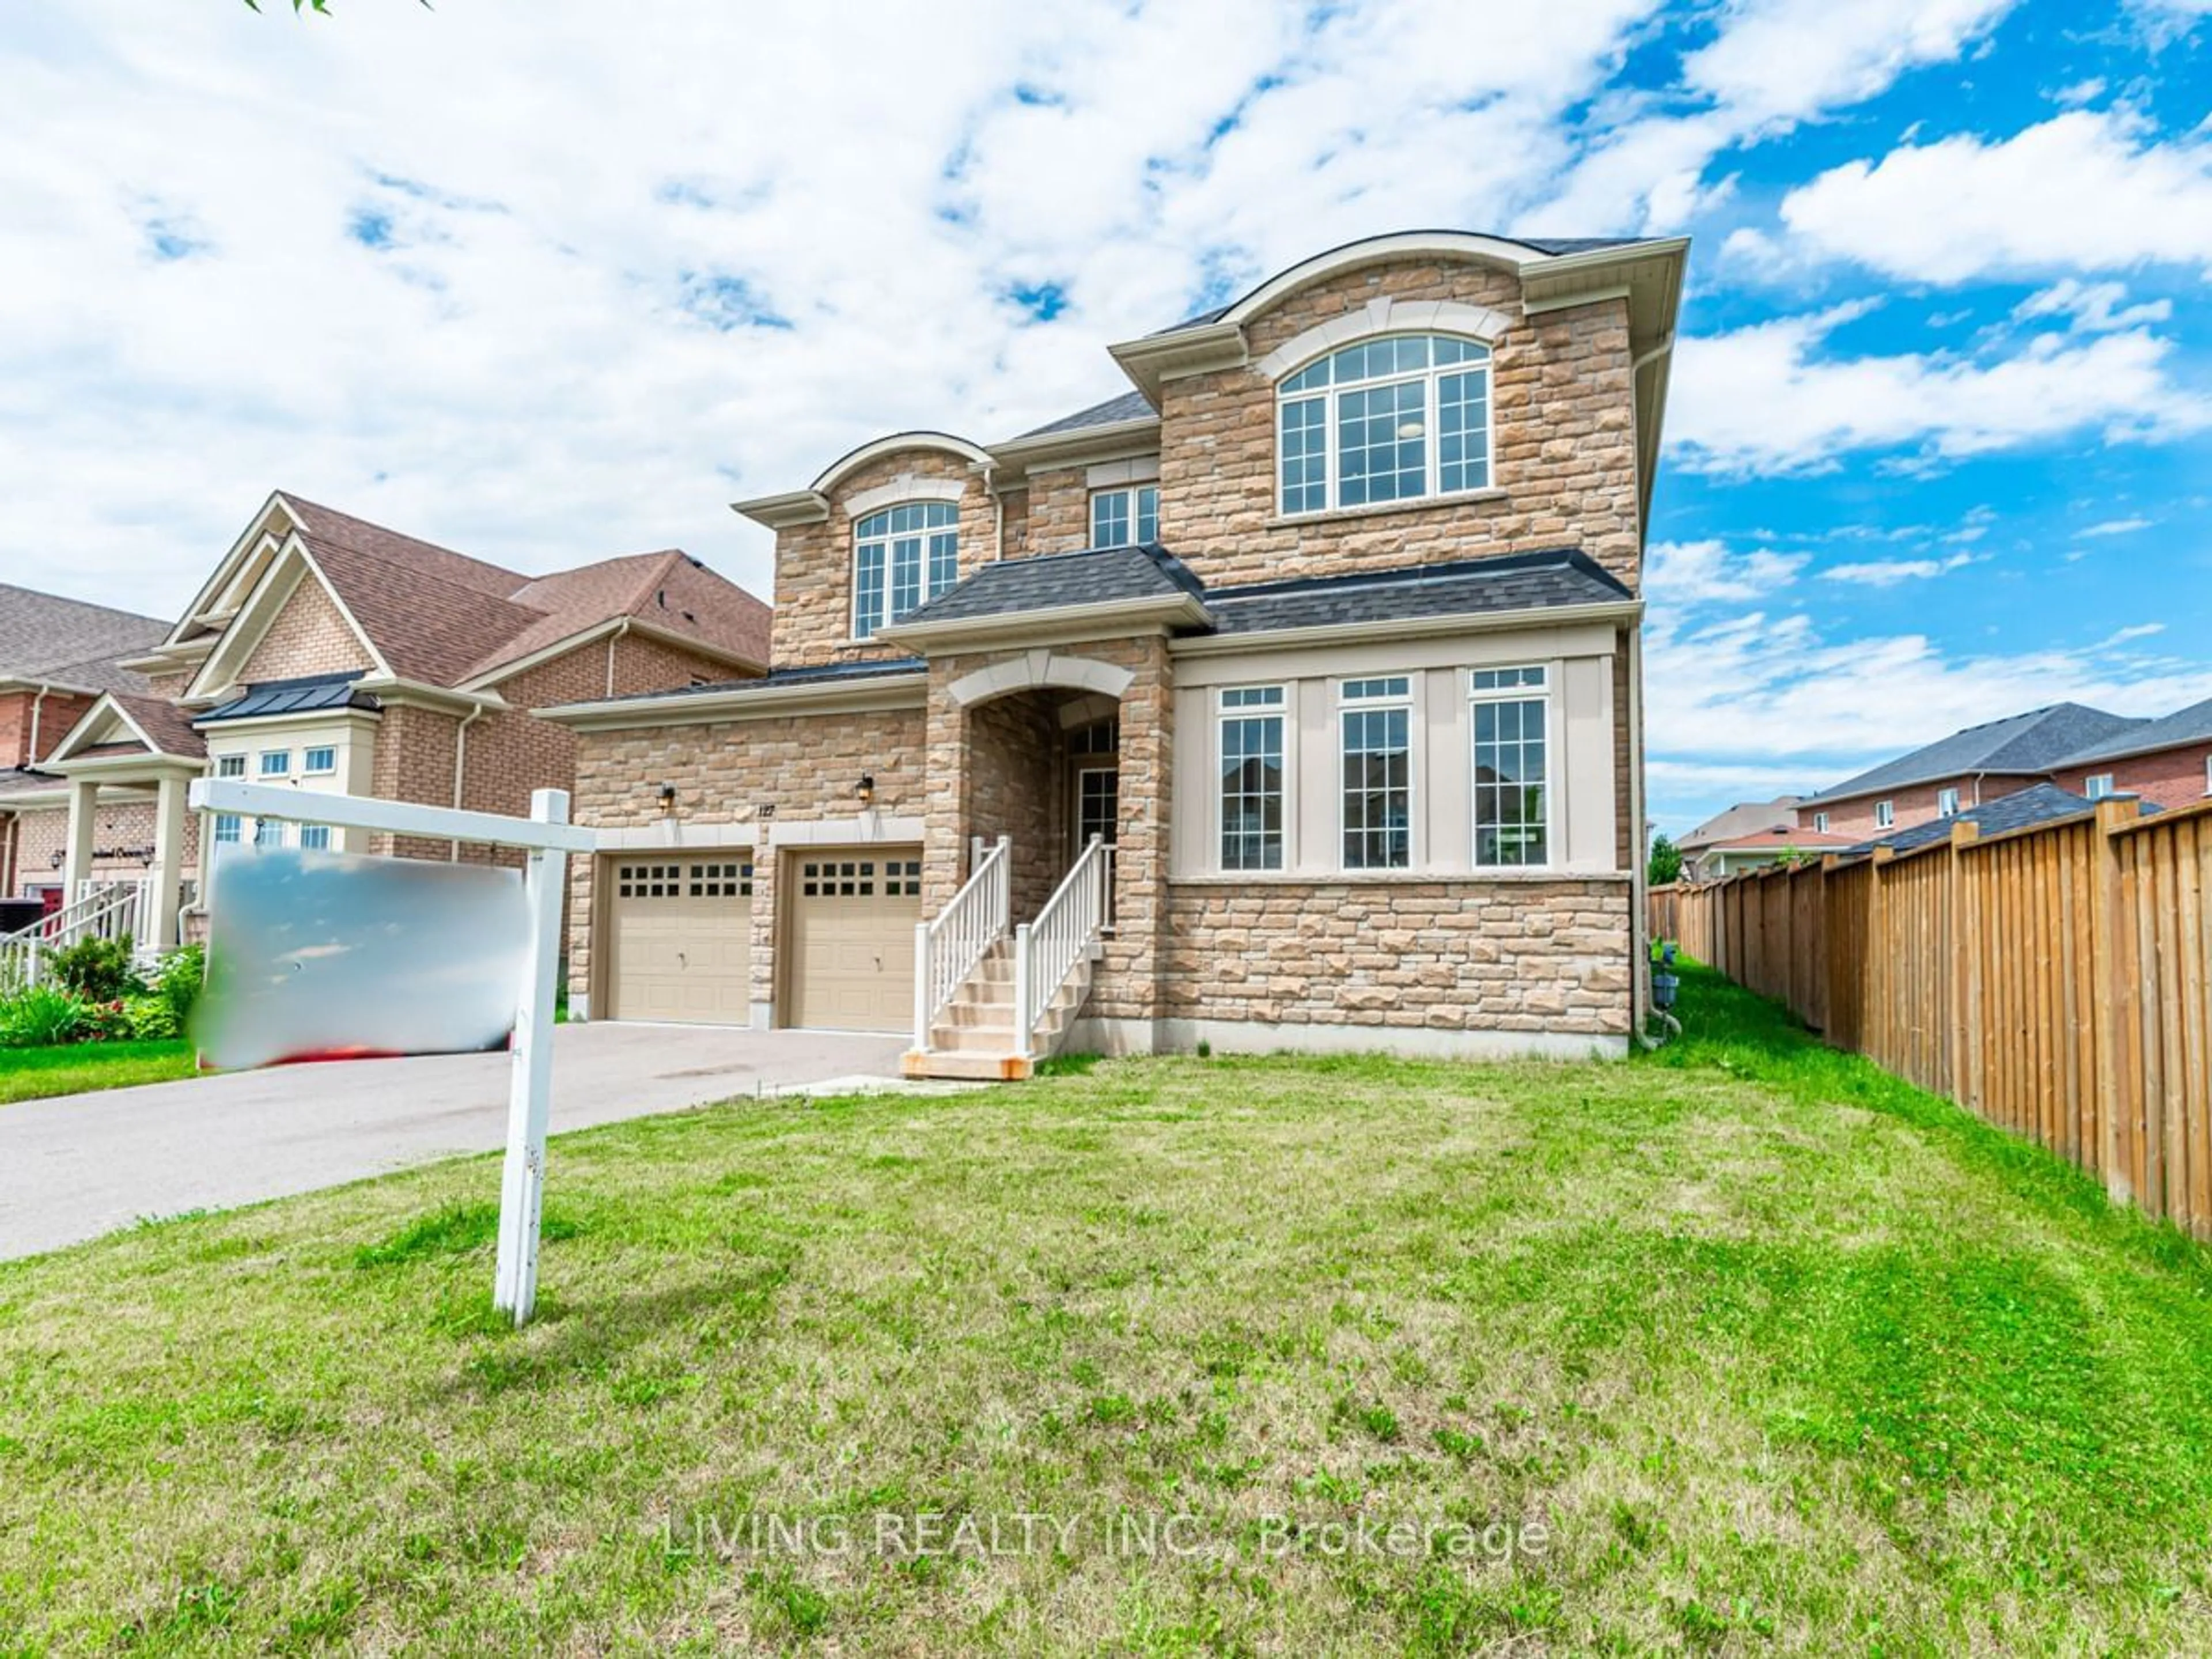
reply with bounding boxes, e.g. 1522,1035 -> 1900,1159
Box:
1170,598 -> 1643,656
538,669 -> 930,732
874,591 -> 1212,652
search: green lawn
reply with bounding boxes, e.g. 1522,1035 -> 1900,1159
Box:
5,966 -> 2212,1652
0,1038 -> 196,1104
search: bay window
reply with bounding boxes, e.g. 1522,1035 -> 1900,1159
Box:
1340,677 -> 1412,870
1278,334 -> 1492,516
1470,666 -> 1550,867
1218,687 -> 1285,870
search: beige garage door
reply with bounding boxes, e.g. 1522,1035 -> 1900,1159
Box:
605,857 -> 753,1025
784,849 -> 923,1032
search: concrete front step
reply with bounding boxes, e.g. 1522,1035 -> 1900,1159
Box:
902,1048 -> 1033,1081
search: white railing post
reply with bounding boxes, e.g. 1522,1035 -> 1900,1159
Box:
494,788 -> 570,1328
912,922 -> 931,1051
1013,923 -> 1033,1062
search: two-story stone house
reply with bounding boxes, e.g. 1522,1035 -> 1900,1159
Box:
544,231 -> 1687,1074
13,491 -> 769,952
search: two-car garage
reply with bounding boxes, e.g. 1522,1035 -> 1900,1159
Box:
598,848 -> 921,1033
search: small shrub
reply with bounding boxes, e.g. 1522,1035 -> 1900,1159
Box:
77,1000 -> 133,1043
122,993 -> 184,1041
0,986 -> 89,1048
152,944 -> 205,1028
48,935 -> 143,1003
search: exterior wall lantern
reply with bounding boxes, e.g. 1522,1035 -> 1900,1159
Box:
855,774 -> 876,807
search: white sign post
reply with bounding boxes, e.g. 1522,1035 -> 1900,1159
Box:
188,779 -> 593,1326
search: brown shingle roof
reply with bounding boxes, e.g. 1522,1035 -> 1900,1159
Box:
110,692 -> 207,759
272,496 -> 770,690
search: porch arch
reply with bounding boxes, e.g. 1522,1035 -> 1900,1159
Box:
946,649 -> 1134,709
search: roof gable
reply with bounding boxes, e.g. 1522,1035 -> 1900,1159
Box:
2052,695 -> 2212,767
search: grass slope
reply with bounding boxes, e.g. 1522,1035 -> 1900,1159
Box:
0,1039 -> 196,1105
3,965 -> 2211,1652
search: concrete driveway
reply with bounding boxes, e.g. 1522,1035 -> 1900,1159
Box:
0,1023 -> 910,1260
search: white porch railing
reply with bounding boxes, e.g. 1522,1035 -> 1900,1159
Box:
912,835 -> 1011,1051
0,879 -> 153,989
1013,834 -> 1110,1061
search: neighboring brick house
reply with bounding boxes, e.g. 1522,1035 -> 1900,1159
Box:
0,584 -> 170,911
1793,703 -> 2144,842
542,230 -> 1687,1073
2047,696 -> 2212,810
1675,794 -> 1801,881
18,491 -> 768,952
1686,825 -> 1858,880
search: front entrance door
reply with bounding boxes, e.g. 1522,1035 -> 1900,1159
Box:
1074,763 -> 1118,856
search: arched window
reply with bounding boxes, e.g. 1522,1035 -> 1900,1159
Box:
1277,335 -> 1491,516
853,501 -> 959,639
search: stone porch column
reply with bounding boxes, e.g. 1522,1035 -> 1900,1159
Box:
149,772 -> 188,950
62,778 -> 98,900
921,661 -> 972,914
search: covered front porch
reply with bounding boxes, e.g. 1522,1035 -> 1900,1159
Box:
903,639 -> 1172,1079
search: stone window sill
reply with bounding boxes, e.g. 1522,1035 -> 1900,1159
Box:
1168,868 -> 1630,888
1265,489 -> 1508,533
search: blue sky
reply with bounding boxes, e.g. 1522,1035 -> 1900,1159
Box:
1,0 -> 2207,833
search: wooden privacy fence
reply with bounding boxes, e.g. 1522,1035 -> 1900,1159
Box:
1651,797 -> 2212,1238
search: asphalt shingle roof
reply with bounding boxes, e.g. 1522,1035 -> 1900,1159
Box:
0,582 -> 166,692
894,544 -> 1209,628
1802,703 -> 2146,806
2052,695 -> 2212,767
1205,548 -> 1633,635
197,671 -> 381,725
1844,782 -> 2117,857
275,494 -> 771,687
1010,390 -> 1157,442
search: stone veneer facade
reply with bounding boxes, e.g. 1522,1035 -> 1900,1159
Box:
566,236 -> 1669,1058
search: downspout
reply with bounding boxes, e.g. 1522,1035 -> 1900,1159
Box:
983,463 -> 1003,563
26,682 -> 54,767
449,702 -> 486,861
1626,332 -> 1672,1045
604,616 -> 631,697
1627,625 -> 1652,1047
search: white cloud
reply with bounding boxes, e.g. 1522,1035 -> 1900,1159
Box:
1644,603 -> 2212,819
2014,278 -> 2173,332
1646,538 -> 1808,605
1821,551 -> 1976,586
2075,517 -> 2153,537
1775,111 -> 2212,281
1544,0 -> 2017,229
1669,305 -> 2211,473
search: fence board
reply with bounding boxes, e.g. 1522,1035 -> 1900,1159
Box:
1647,796 -> 2212,1237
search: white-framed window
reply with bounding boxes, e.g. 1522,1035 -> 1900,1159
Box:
259,750 -> 291,778
304,746 -> 336,776
215,754 -> 247,779
1339,676 -> 1413,870
2205,755 -> 2211,797
1217,686 -> 1286,871
1470,665 -> 1550,868
1813,812 -> 1830,834
299,824 -> 332,851
853,501 -> 958,639
1090,485 -> 1159,549
2085,774 -> 2115,800
1277,334 -> 1492,516
1938,787 -> 1960,817
1874,800 -> 1895,830
213,813 -> 241,848
253,816 -> 283,847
